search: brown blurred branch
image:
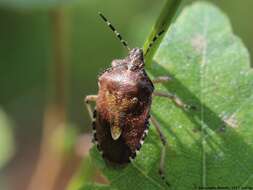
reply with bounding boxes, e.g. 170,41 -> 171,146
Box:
28,8 -> 69,190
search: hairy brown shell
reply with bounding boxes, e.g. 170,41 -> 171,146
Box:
93,57 -> 154,164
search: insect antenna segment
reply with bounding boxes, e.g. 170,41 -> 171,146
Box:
99,12 -> 130,51
145,30 -> 165,55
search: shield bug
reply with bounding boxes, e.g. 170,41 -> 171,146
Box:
85,12 -> 190,185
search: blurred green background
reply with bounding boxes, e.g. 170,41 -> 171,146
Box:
0,0 -> 252,189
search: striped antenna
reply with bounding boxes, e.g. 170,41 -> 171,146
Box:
99,12 -> 130,51
145,30 -> 165,55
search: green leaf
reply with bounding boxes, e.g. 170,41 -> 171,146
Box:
67,156 -> 96,190
81,2 -> 253,190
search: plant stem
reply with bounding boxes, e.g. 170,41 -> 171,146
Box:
143,0 -> 182,67
27,8 -> 69,190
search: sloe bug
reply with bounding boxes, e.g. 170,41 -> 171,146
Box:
85,12 -> 190,184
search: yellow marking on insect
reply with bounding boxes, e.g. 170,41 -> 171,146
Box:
111,125 -> 122,140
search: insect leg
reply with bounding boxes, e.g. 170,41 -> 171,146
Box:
152,76 -> 171,84
153,91 -> 194,110
150,115 -> 170,186
84,95 -> 98,120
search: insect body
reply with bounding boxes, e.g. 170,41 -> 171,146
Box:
95,48 -> 153,164
85,12 -> 189,184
